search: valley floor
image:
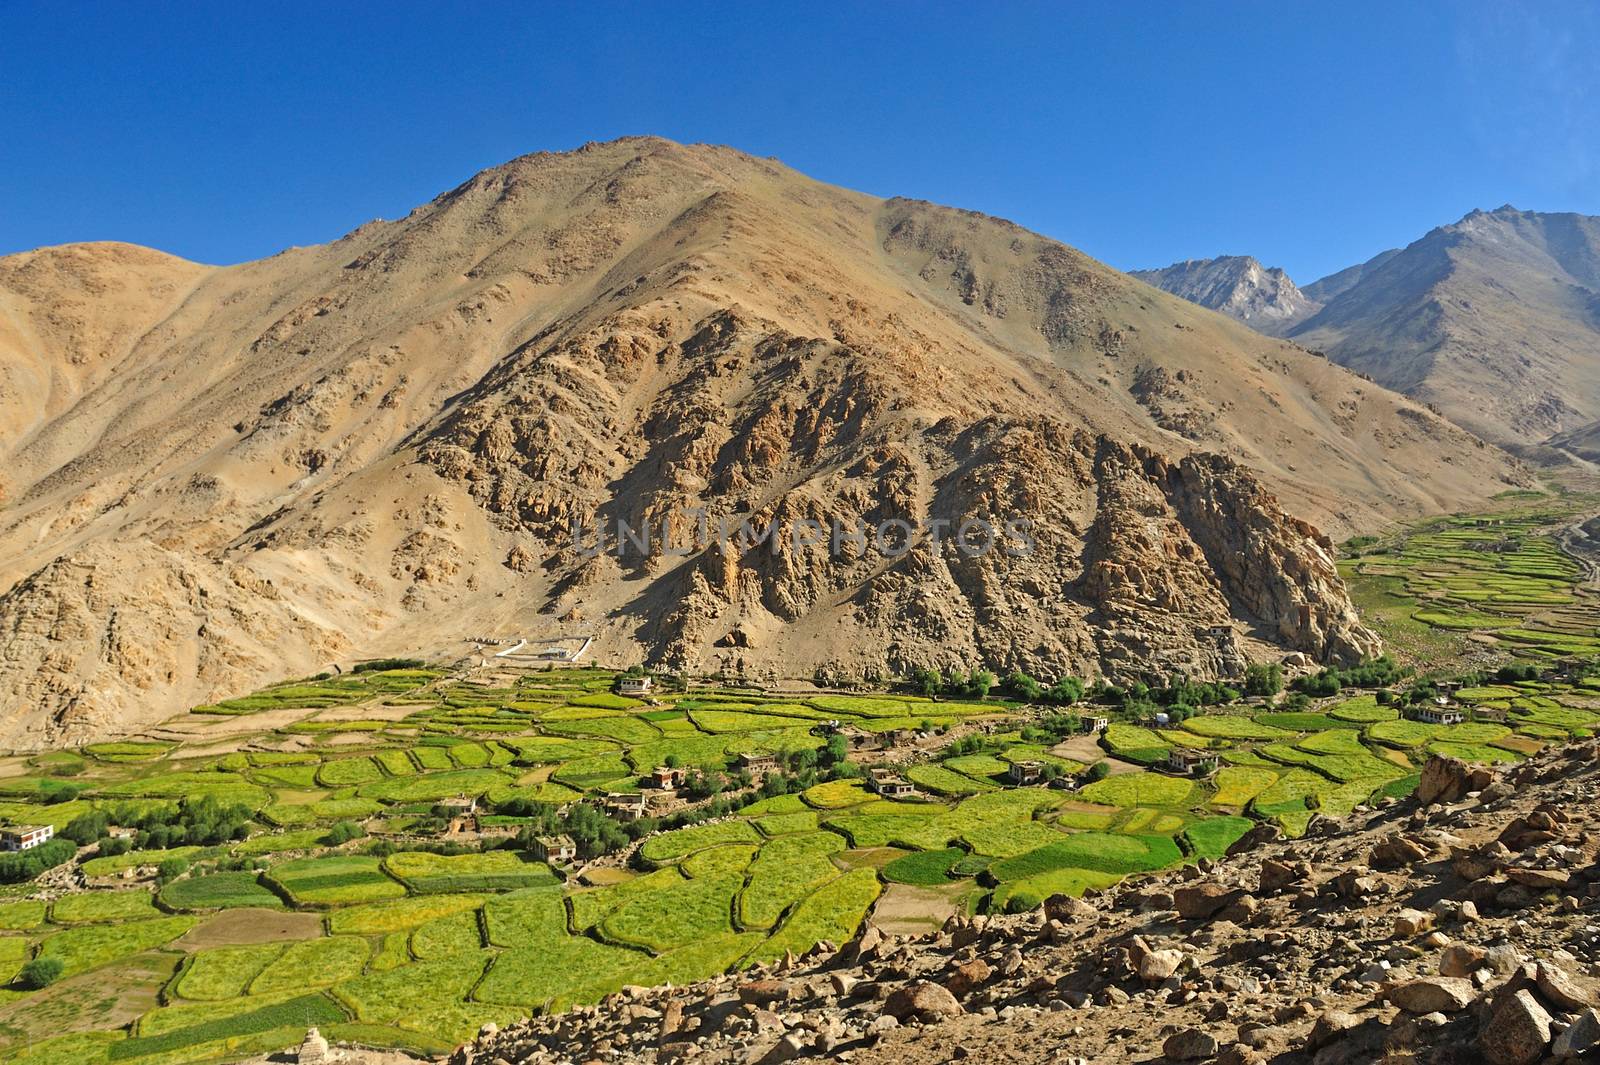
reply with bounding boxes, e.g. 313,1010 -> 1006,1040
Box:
0,496 -> 1596,1064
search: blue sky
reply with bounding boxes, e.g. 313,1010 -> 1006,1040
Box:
2,2 -> 1596,281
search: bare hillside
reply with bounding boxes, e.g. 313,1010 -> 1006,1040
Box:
0,138 -> 1526,746
1290,206 -> 1600,446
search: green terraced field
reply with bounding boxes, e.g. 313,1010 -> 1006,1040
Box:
0,583 -> 1592,1065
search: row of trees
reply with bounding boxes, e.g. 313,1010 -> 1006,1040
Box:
64,796 -> 253,852
908,660 -> 1285,709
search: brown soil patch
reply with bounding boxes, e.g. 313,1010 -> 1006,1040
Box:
175,908 -> 325,949
0,951 -> 178,1048
869,882 -> 964,937
1049,735 -> 1139,774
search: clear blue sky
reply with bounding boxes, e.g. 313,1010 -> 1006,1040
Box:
3,2 -> 1596,282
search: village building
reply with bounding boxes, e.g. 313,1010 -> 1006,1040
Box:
835,725 -> 885,752
1409,704 -> 1466,726
1166,748 -> 1217,777
736,751 -> 778,777
532,834 -> 578,864
618,675 -> 654,695
651,765 -> 688,789
1079,715 -> 1110,733
0,824 -> 53,852
866,768 -> 916,799
1006,760 -> 1045,786
603,792 -> 648,820
536,646 -> 575,661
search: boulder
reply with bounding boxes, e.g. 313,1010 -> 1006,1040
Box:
1535,961 -> 1594,1011
1551,1007 -> 1600,1059
1306,1010 -> 1360,1051
1175,884 -> 1240,920
1370,834 -> 1432,870
1257,859 -> 1310,894
1507,867 -> 1570,891
1416,755 -> 1491,805
1388,977 -> 1476,1013
1044,893 -> 1097,921
1394,908 -> 1434,937
1138,948 -> 1187,984
1163,1027 -> 1220,1060
1439,943 -> 1487,978
883,981 -> 963,1023
944,959 -> 992,999
1480,989 -> 1553,1065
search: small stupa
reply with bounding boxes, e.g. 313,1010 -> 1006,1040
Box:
297,1027 -> 331,1064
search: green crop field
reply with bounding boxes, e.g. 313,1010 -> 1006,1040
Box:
50,891 -> 158,924
158,872 -> 284,911
639,820 -> 763,864
250,935 -> 373,994
384,851 -> 556,893
1079,773 -> 1195,808
0,543 -> 1592,1065
1209,766 -> 1279,807
882,847 -> 965,885
265,855 -> 407,906
1181,716 -> 1292,740
737,832 -> 846,930
175,943 -> 286,1001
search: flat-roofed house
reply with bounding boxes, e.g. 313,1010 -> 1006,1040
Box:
1006,760 -> 1046,786
0,825 -> 53,852
532,834 -> 577,864
603,792 -> 648,820
1410,704 -> 1465,726
736,752 -> 778,777
651,766 -> 688,790
867,768 -> 916,799
1166,748 -> 1217,776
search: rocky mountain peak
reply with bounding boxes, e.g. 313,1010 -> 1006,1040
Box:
1131,255 -> 1321,335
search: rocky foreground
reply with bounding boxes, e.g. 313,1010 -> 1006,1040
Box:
450,746 -> 1600,1065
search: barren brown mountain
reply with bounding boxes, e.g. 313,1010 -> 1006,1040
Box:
1289,206 -> 1600,446
0,138 -> 1526,747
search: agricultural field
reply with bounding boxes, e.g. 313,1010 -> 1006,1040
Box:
1341,498 -> 1600,666
0,609 -> 1593,1064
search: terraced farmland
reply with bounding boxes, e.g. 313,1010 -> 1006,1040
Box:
1342,498 -> 1600,664
0,619 -> 1593,1063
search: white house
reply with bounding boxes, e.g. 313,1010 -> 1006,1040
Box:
618,675 -> 654,695
867,768 -> 916,799
1006,760 -> 1045,786
1410,705 -> 1465,726
532,834 -> 578,864
0,825 -> 53,852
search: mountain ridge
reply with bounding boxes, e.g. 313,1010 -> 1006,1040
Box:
0,137 -> 1525,746
1140,205 -> 1600,447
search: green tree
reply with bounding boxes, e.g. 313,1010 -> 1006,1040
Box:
1243,662 -> 1284,697
1085,761 -> 1111,783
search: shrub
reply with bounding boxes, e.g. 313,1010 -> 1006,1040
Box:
17,957 -> 63,989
